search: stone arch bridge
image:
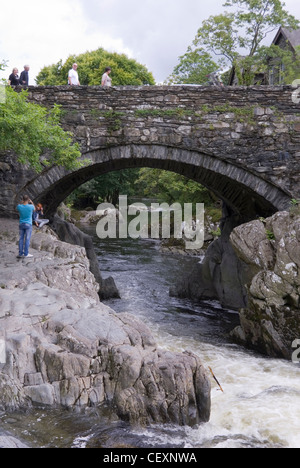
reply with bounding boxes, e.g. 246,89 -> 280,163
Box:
1,85 -> 300,221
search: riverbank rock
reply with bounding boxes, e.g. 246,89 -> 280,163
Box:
52,215 -> 120,300
170,205 -> 250,310
0,434 -> 29,449
230,211 -> 300,359
0,221 -> 99,301
0,219 -> 211,426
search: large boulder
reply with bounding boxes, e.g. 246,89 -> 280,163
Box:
0,222 -> 211,426
0,283 -> 210,426
0,225 -> 99,301
52,215 -> 120,300
230,211 -> 300,359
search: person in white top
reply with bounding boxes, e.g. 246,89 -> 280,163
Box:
68,63 -> 80,86
101,67 -> 112,87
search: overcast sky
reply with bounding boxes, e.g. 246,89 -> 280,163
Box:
0,0 -> 299,85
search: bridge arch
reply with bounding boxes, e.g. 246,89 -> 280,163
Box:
23,144 -> 291,220
2,84 -> 299,221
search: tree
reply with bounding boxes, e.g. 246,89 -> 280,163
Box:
0,86 -> 83,172
167,46 -> 219,85
69,169 -> 141,208
257,43 -> 300,84
36,49 -> 155,86
0,60 -> 7,72
193,0 -> 299,84
135,169 -> 215,207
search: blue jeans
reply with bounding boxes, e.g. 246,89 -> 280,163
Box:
19,223 -> 33,256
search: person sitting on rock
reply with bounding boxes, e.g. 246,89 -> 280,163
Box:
33,203 -> 49,229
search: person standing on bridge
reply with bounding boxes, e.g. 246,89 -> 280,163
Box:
101,67 -> 112,87
20,65 -> 30,86
8,68 -> 20,86
68,63 -> 80,86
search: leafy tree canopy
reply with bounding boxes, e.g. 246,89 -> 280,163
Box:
135,169 -> 215,207
170,0 -> 300,85
67,168 -> 217,214
69,169 -> 140,208
194,0 -> 299,84
167,46 -> 219,85
0,86 -> 83,172
36,48 -> 155,86
0,60 -> 7,72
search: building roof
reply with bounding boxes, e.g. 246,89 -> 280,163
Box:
273,27 -> 300,51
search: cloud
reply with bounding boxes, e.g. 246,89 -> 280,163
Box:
0,0 -> 134,84
79,0 -> 225,82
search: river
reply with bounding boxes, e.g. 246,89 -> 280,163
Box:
1,226 -> 300,448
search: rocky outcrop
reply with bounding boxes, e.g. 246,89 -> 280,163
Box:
230,211 -> 300,359
0,283 -> 210,426
0,220 -> 211,426
0,434 -> 29,449
0,224 -> 99,301
52,215 -> 120,300
171,205 -> 252,310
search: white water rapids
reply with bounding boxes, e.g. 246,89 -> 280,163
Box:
98,234 -> 300,449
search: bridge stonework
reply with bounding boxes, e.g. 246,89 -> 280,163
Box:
1,85 -> 300,219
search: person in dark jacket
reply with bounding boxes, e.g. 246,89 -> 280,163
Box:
20,65 -> 30,86
8,68 -> 20,86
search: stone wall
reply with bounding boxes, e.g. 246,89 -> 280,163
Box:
1,84 -> 299,219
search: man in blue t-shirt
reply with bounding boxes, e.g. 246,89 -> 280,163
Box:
17,195 -> 35,258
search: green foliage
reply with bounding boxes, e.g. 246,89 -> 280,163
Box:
192,0 -> 299,85
255,44 -> 300,84
36,48 -> 155,86
134,168 -> 214,206
0,87 -> 83,172
134,108 -> 194,118
291,199 -> 300,206
0,60 -> 7,72
195,12 -> 238,66
290,198 -> 300,217
167,46 -> 219,84
266,229 -> 275,240
103,110 -> 125,133
68,169 -> 140,208
211,227 -> 222,238
67,167 -> 218,215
